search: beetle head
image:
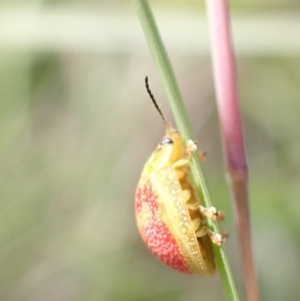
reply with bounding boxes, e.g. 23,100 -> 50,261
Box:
141,122 -> 184,177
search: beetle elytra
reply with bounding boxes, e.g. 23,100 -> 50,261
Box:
135,77 -> 225,275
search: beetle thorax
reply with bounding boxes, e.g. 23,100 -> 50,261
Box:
141,127 -> 184,177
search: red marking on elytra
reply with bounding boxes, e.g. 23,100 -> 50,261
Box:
135,181 -> 192,274
135,181 -> 159,215
142,221 -> 191,274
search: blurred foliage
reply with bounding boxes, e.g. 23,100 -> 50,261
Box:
0,1 -> 299,301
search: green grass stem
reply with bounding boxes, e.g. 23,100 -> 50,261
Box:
131,1 -> 240,300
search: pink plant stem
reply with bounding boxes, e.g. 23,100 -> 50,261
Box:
205,1 -> 261,301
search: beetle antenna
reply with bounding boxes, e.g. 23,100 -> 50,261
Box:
145,76 -> 168,124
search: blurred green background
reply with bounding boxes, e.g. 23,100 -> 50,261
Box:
0,1 -> 300,301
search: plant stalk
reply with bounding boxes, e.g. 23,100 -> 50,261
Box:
205,1 -> 261,300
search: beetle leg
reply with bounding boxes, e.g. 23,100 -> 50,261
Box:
173,158 -> 189,168
191,217 -> 201,232
175,169 -> 185,179
184,140 -> 197,160
198,205 -> 224,222
195,226 -> 207,238
186,202 -> 198,210
172,140 -> 197,168
186,140 -> 206,161
207,230 -> 226,246
174,151 -> 205,167
198,151 -> 207,162
195,227 -> 226,246
182,189 -> 191,202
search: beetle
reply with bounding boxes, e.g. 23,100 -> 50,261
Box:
134,77 -> 225,275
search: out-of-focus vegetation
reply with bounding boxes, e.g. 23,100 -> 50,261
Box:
0,1 -> 299,301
